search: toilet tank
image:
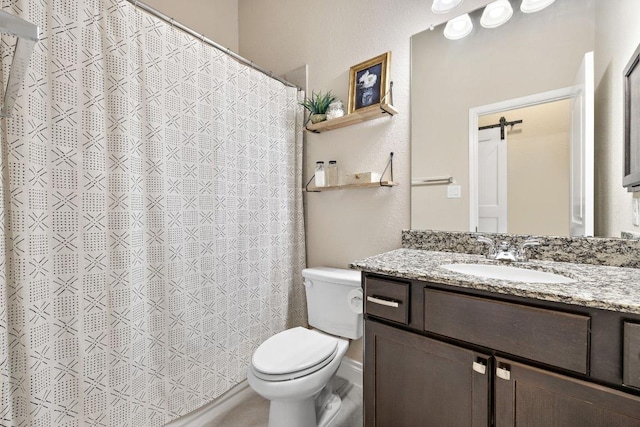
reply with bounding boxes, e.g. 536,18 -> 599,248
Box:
302,267 -> 363,340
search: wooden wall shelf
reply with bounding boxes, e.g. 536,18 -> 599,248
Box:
305,103 -> 398,133
304,181 -> 398,192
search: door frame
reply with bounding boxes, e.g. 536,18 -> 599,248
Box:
468,86 -> 575,233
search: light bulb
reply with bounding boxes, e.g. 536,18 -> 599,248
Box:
432,0 -> 464,14
444,14 -> 473,40
520,0 -> 555,13
480,0 -> 513,29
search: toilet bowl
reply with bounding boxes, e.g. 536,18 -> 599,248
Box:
247,328 -> 349,427
247,267 -> 363,427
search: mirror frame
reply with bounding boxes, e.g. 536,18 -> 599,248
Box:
623,41 -> 640,191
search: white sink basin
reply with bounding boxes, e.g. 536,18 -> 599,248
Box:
440,263 -> 575,284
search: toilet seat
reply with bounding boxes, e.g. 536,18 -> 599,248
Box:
251,327 -> 339,381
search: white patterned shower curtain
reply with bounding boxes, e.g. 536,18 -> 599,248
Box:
0,0 -> 306,425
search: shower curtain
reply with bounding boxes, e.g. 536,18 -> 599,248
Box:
0,0 -> 306,425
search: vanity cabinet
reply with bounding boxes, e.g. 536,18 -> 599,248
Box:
365,320 -> 490,426
363,273 -> 640,427
494,357 -> 640,426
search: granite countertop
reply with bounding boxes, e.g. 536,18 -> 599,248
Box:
350,248 -> 640,314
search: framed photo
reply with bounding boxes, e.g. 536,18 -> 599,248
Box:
624,42 -> 640,191
348,52 -> 391,114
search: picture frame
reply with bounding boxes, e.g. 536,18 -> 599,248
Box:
348,52 -> 391,114
623,42 -> 640,191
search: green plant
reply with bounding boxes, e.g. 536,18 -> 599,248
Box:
300,91 -> 336,115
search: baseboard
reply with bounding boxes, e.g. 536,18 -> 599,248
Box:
167,357 -> 363,426
165,380 -> 254,427
336,356 -> 363,388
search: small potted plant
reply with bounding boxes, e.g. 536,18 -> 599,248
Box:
300,91 -> 336,124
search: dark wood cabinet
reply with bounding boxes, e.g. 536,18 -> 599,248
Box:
364,320 -> 489,427
423,288 -> 590,374
494,357 -> 640,426
363,273 -> 640,427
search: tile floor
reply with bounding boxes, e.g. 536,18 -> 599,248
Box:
208,377 -> 363,427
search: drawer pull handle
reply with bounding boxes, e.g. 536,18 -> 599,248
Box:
367,296 -> 399,308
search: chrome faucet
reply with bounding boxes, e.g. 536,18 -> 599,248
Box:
494,240 -> 517,261
477,236 -> 540,262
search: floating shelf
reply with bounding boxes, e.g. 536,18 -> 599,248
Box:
304,181 -> 399,192
305,103 -> 398,133
305,153 -> 396,193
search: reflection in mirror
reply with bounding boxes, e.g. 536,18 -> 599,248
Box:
477,100 -> 571,236
410,0 -> 596,235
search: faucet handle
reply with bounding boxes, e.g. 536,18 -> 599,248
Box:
477,235 -> 494,244
519,238 -> 540,248
477,236 -> 496,258
516,238 -> 540,261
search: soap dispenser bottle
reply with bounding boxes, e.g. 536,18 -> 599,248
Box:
315,161 -> 326,187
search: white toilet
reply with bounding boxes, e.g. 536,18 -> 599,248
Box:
247,267 -> 363,427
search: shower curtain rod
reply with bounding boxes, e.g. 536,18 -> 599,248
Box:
127,0 -> 299,89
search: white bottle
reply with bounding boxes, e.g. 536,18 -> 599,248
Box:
315,161 -> 326,187
326,160 -> 338,186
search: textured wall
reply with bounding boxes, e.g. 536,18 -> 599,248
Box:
238,0 -> 490,270
594,0 -> 640,237
143,0 -> 239,51
237,0 -> 490,362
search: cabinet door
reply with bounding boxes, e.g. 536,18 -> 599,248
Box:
495,357 -> 640,426
365,320 -> 490,427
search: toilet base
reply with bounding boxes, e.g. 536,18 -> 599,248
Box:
267,391 -> 342,427
268,397 -> 314,427
317,392 -> 342,427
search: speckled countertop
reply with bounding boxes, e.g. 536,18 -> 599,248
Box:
350,248 -> 640,314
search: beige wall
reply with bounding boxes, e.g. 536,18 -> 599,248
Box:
479,100 -> 571,236
138,0 -> 640,357
594,0 -> 640,237
238,0 -> 489,271
143,0 -> 239,52
237,0 -> 489,362
411,0 -> 595,232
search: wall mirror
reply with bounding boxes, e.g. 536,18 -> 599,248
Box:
410,0 -> 597,236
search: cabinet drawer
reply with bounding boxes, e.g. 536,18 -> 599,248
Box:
424,289 -> 590,373
624,322 -> 640,389
364,277 -> 409,325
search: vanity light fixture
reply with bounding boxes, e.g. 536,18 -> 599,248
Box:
480,0 -> 514,28
443,13 -> 473,40
432,0 -> 464,14
520,0 -> 555,13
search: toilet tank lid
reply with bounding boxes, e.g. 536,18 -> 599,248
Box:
302,267 -> 361,286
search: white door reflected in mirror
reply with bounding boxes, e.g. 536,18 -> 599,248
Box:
470,52 -> 593,237
478,127 -> 507,233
